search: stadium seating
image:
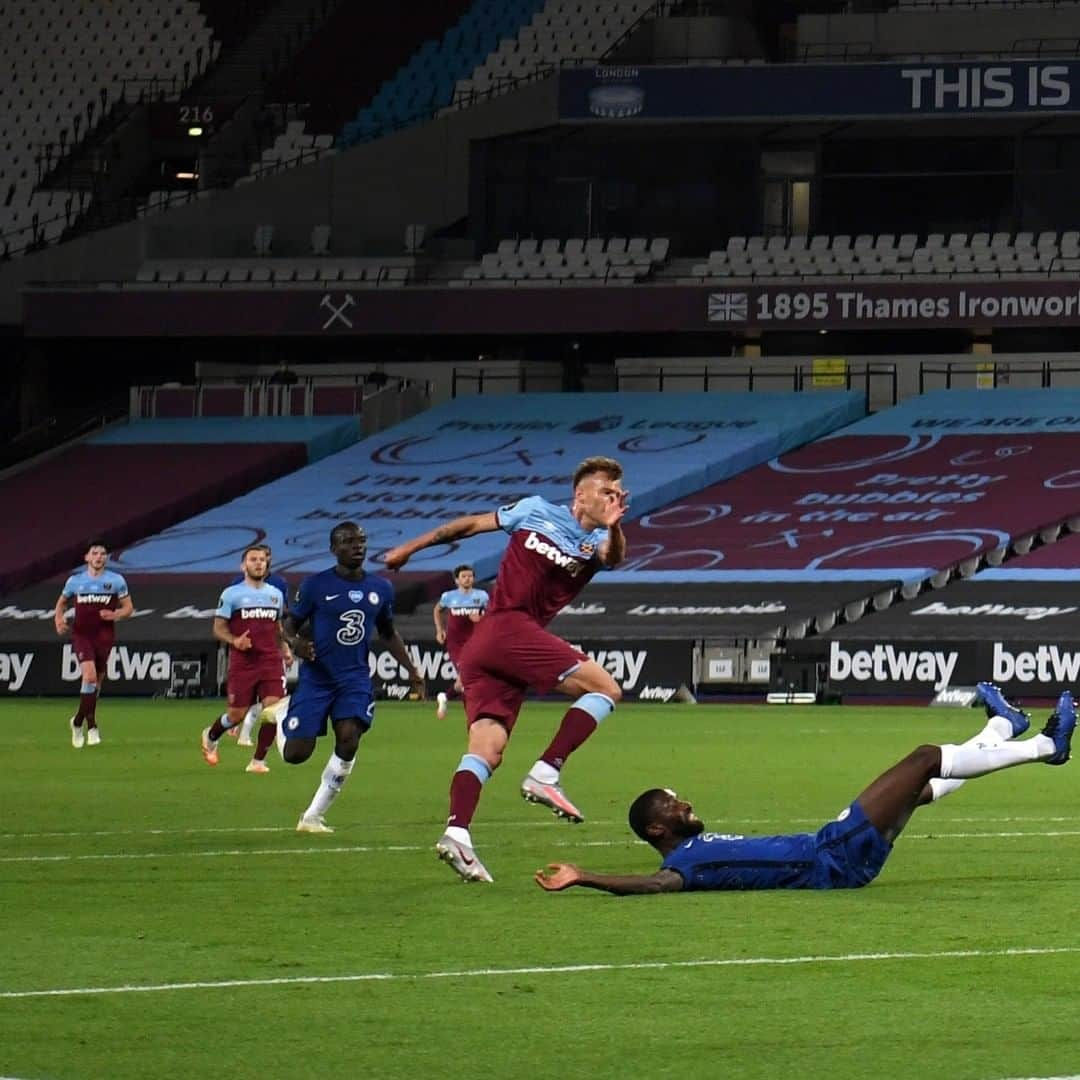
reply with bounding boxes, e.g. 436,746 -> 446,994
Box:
453,235 -> 670,285
612,388 -> 1080,588
108,391 -> 864,589
0,0 -> 220,256
685,231 -> 1080,281
236,119 -> 337,185
340,0 -> 651,147
447,0 -> 653,112
0,416 -> 365,592
130,258 -> 414,287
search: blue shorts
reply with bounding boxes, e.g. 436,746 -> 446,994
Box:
811,801 -> 893,890
283,676 -> 375,739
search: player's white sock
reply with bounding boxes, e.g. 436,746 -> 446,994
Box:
940,734 -> 1054,779
529,760 -> 560,785
444,825 -> 473,846
930,715 -> 1030,801
928,777 -> 965,802
303,752 -> 355,819
239,705 -> 259,742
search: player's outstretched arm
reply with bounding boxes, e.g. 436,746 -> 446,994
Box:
383,512 -> 501,570
535,862 -> 683,896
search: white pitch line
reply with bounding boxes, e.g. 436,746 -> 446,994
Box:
0,838 -> 631,864
0,820 -> 624,841
3,829 -> 1080,866
2,816 -> 1078,842
1,944 -> 1077,1001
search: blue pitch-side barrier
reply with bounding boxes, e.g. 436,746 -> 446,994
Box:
107,392 -> 864,579
90,417 -> 361,463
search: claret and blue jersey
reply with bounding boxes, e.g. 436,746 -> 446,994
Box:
490,495 -> 610,626
62,569 -> 129,635
229,572 -> 290,604
215,581 -> 285,661
438,587 -> 489,616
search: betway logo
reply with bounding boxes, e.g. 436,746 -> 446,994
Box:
993,643 -> 1080,683
371,647 -> 458,683
0,652 -> 33,692
638,685 -> 677,702
913,601 -> 1077,621
524,531 -> 585,577
240,608 -> 279,620
830,641 -> 957,690
63,645 -> 171,683
574,646 -> 647,689
77,593 -> 113,605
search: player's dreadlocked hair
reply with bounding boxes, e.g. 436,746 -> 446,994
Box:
573,456 -> 623,489
628,788 -> 670,842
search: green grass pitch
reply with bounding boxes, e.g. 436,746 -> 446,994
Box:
2,698 -> 1080,1080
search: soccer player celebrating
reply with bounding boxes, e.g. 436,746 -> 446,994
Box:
383,455 -> 628,883
536,682 -> 1075,896
281,521 -> 425,834
225,543 -> 291,747
201,545 -> 290,773
432,563 -> 488,720
54,540 -> 134,748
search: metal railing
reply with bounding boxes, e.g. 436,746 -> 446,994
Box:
615,361 -> 898,410
918,359 -> 1080,393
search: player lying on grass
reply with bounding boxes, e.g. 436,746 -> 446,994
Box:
536,682 -> 1075,896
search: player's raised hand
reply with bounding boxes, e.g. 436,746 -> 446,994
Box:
534,862 -> 584,891
233,630 -> 253,651
382,545 -> 410,571
597,489 -> 630,528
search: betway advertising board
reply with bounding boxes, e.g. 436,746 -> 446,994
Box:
0,637 -> 692,701
788,638 -> 1080,697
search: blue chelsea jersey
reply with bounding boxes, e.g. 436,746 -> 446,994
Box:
290,568 -> 395,685
662,831 -> 818,891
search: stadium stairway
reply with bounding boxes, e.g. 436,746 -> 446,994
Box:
0,416 -> 359,592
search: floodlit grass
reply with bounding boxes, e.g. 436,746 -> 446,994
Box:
3,698 -> 1080,1080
